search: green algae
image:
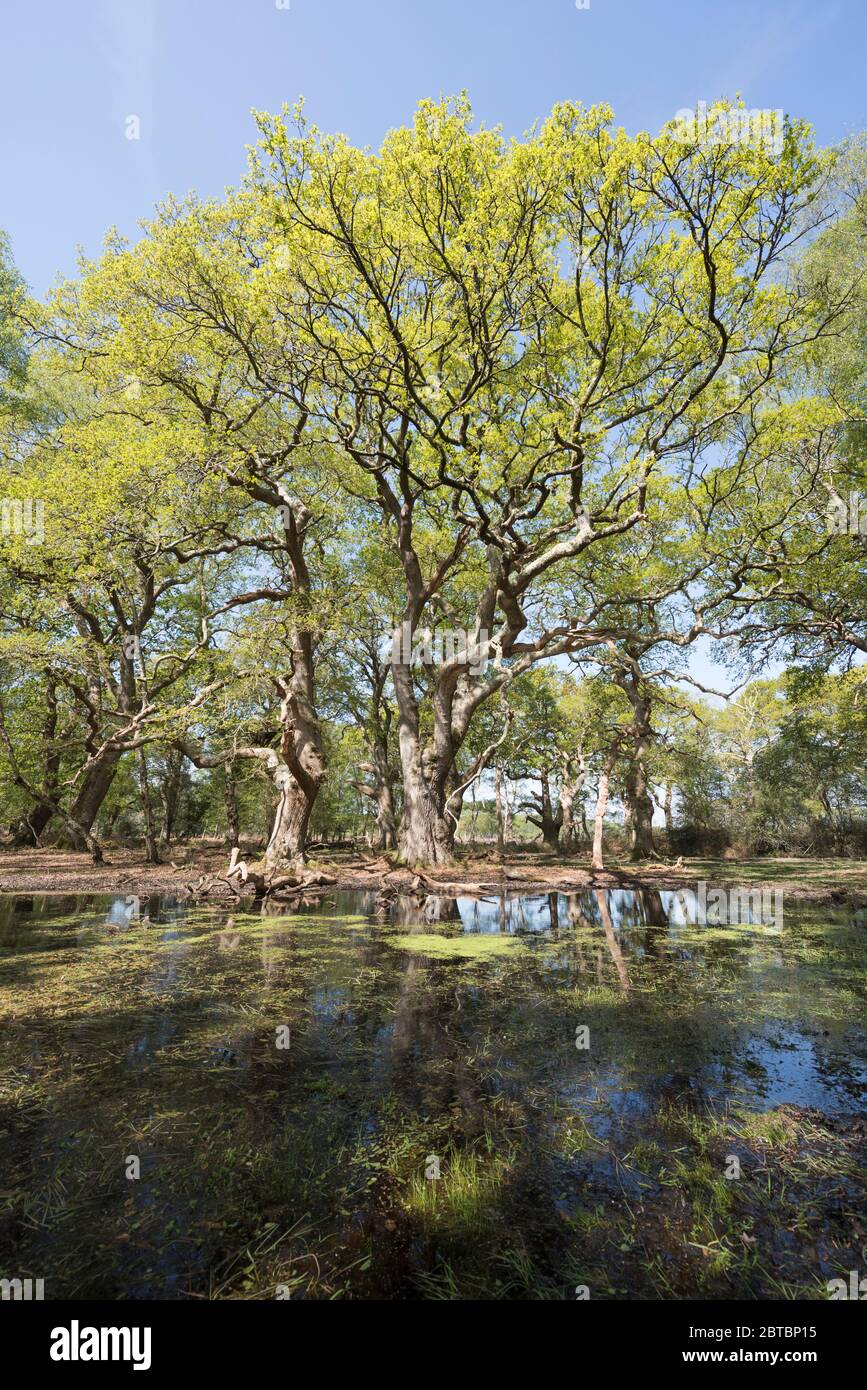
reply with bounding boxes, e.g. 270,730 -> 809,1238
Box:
0,887 -> 865,1300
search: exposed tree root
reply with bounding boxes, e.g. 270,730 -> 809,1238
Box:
182,850 -> 338,904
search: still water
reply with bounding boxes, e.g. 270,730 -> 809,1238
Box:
1,888 -> 865,1299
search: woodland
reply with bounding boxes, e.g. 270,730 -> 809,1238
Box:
1,98 -> 866,893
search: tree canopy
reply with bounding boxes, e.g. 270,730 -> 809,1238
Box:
1,97 -> 865,873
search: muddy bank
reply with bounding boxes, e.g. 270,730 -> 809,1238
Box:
2,845 -> 867,903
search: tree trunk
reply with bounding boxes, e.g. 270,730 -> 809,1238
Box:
616,667 -> 656,861
393,654 -> 453,865
524,770 -> 563,853
495,767 -> 505,858
560,786 -> 575,854
661,782 -> 673,836
159,747 -> 184,847
137,746 -> 161,864
9,680 -> 62,846
625,756 -> 655,860
261,497 -> 326,873
398,753 -> 452,864
559,756 -> 586,854
68,751 -> 121,852
224,762 -> 240,849
591,761 -> 613,871
355,745 -> 397,850
263,762 -> 315,874
9,801 -> 55,847
441,766 -> 466,852
503,780 -> 513,846
374,777 -> 397,850
541,824 -> 561,855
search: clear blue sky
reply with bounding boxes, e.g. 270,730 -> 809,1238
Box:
2,0 -> 865,296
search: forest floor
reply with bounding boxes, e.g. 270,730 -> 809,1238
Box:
3,842 -> 867,901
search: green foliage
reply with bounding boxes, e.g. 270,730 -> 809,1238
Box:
0,101 -> 865,863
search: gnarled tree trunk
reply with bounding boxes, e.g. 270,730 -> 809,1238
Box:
393,652 -> 454,865
523,769 -> 563,853
257,494 -> 326,874
263,761 -> 316,872
624,754 -> 655,860
397,748 -> 452,865
353,746 -> 398,850
68,751 -> 121,852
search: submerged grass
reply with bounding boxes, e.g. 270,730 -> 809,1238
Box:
0,889 -> 865,1298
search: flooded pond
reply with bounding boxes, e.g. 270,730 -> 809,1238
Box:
1,887 -> 865,1299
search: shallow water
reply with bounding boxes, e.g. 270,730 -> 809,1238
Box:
1,888 -> 865,1299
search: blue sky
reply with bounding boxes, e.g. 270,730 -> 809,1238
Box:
2,0 -> 865,296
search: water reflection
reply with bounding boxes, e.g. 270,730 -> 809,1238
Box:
450,885 -> 783,936
0,887 -> 865,1300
